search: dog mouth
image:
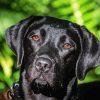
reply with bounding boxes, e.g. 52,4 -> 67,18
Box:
33,71 -> 54,85
30,77 -> 52,95
30,77 -> 65,98
30,72 -> 66,97
35,75 -> 47,85
30,72 -> 55,95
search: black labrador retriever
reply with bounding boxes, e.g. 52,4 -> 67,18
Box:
6,16 -> 100,100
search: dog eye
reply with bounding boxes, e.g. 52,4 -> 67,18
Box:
31,35 -> 40,42
63,43 -> 73,49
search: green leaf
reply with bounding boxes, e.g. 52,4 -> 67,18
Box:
95,66 -> 100,75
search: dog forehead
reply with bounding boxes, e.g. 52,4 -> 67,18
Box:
42,24 -> 67,34
27,16 -> 77,42
27,22 -> 68,36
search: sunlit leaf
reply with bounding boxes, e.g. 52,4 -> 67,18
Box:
95,66 -> 100,75
0,55 -> 13,77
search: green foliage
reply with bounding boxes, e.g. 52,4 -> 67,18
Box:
0,10 -> 24,91
0,0 -> 100,91
0,0 -> 50,15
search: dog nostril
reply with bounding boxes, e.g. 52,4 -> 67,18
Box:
44,63 -> 48,68
35,57 -> 52,72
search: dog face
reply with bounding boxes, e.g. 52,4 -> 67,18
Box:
6,16 -> 100,98
22,23 -> 79,96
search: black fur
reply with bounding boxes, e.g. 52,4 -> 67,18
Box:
6,16 -> 100,100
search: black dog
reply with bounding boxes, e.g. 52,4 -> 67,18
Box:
6,16 -> 100,100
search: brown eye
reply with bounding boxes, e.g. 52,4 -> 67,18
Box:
31,35 -> 40,41
63,43 -> 73,49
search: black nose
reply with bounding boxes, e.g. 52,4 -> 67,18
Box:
35,57 -> 52,72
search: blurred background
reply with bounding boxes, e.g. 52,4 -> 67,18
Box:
0,0 -> 100,92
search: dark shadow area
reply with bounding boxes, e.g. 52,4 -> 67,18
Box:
78,81 -> 100,100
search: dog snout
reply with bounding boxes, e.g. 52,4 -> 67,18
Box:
35,57 -> 52,73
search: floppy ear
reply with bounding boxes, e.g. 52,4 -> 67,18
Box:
5,16 -> 34,67
5,16 -> 45,68
76,26 -> 100,80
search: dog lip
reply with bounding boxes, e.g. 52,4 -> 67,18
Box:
36,74 -> 46,81
35,78 -> 47,85
38,75 -> 45,80
34,74 -> 49,84
35,79 -> 47,83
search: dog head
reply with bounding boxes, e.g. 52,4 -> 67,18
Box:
6,16 -> 100,97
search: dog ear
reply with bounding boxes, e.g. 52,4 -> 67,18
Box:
76,26 -> 100,80
5,16 -> 34,68
5,16 -> 45,68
